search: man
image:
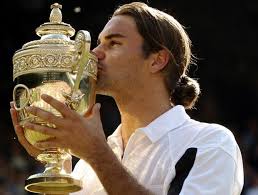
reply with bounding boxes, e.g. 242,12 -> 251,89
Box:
10,2 -> 244,195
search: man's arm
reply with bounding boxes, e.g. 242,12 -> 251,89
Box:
85,142 -> 154,195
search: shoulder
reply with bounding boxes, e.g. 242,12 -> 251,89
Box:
164,120 -> 244,194
167,119 -> 241,161
178,119 -> 237,146
191,121 -> 238,151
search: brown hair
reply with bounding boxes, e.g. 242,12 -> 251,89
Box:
113,2 -> 200,109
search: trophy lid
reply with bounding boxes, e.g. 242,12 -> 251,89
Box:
13,3 -> 79,80
36,3 -> 75,37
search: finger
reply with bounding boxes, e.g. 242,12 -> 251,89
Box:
34,140 -> 61,150
10,108 -> 19,126
14,124 -> 26,142
14,124 -> 41,157
10,108 -> 42,157
26,106 -> 64,127
23,122 -> 59,137
91,103 -> 101,118
41,94 -> 74,118
10,101 -> 14,109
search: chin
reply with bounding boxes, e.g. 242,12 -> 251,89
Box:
96,90 -> 112,97
96,85 -> 116,97
96,85 -> 109,96
96,79 -> 118,97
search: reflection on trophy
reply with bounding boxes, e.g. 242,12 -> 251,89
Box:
12,3 -> 97,194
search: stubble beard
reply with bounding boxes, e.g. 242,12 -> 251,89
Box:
95,77 -> 112,96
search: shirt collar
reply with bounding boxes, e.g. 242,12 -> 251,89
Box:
139,105 -> 190,143
107,105 -> 190,145
107,124 -> 123,146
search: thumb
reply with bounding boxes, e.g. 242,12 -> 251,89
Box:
83,103 -> 101,117
92,103 -> 101,116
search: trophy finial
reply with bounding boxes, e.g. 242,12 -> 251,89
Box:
51,2 -> 62,9
49,3 -> 63,23
34,2 -> 75,37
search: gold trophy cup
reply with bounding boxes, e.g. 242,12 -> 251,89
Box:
12,3 -> 97,194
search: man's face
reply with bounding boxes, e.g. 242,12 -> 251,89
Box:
93,15 -> 151,97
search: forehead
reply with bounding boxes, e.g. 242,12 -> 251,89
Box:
98,15 -> 141,40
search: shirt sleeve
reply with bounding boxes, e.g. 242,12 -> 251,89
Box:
168,147 -> 244,195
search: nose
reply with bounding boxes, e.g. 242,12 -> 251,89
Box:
92,45 -> 105,60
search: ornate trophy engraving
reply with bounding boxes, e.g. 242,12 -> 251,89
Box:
12,3 -> 97,194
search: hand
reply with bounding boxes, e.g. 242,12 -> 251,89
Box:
23,94 -> 107,161
10,102 -> 42,158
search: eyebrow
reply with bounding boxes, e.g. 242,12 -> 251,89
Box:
97,33 -> 126,45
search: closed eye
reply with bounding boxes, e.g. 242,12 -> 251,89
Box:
97,33 -> 126,48
109,40 -> 121,47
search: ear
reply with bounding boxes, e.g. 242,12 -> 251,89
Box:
149,49 -> 170,73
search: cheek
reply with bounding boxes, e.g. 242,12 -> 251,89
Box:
105,47 -> 145,79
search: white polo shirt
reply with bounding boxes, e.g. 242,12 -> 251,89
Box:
71,105 -> 244,195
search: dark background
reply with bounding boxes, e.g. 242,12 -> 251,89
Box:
0,0 -> 257,194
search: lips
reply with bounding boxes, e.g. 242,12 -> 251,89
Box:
97,64 -> 103,79
97,63 -> 104,72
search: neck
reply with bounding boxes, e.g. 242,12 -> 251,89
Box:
114,86 -> 171,149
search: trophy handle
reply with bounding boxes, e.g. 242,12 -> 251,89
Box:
64,30 -> 97,110
73,30 -> 91,93
63,30 -> 91,109
13,84 -> 30,111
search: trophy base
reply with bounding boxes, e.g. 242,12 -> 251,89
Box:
25,173 -> 82,194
